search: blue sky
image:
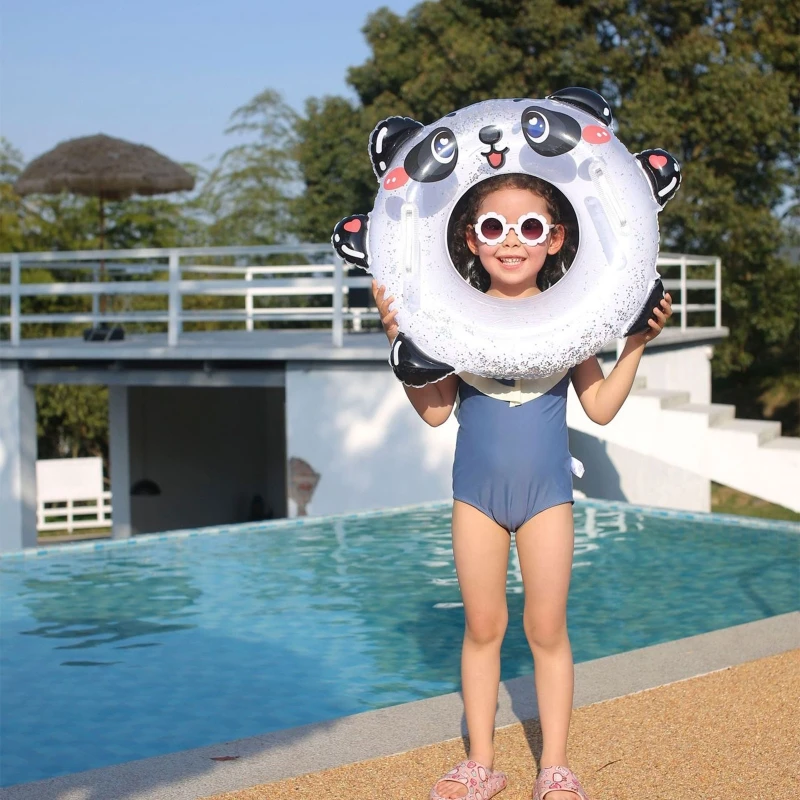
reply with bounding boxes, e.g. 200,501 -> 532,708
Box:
0,0 -> 420,167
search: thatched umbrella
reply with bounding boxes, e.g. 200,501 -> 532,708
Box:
14,134 -> 195,334
15,132 -> 194,225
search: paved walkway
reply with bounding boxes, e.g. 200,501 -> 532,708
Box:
206,648 -> 799,800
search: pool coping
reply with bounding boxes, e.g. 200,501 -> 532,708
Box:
2,611 -> 797,800
3,497 -> 798,560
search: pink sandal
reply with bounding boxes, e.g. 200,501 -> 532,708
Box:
533,765 -> 590,800
430,759 -> 508,800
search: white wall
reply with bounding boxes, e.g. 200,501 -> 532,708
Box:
600,341 -> 714,404
0,365 -> 37,551
568,429 -> 711,512
284,346 -> 718,518
285,363 -> 458,517
578,341 -> 715,511
128,386 -> 286,534
109,386 -> 132,539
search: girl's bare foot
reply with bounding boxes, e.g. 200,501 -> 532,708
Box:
433,778 -> 468,799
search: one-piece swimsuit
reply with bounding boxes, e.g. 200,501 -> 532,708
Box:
452,370 -> 581,532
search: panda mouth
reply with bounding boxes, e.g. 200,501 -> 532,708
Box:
482,145 -> 509,169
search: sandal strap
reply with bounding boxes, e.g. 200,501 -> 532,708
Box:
431,759 -> 508,800
535,765 -> 589,800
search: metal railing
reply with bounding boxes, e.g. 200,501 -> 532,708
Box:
37,493 -> 112,533
0,245 -> 722,347
657,253 -> 723,331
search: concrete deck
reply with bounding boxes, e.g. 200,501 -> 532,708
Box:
2,611 -> 796,800
0,327 -> 728,365
214,648 -> 799,800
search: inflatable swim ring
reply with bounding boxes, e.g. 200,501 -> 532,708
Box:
332,87 -> 681,386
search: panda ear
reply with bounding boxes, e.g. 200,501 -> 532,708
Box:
369,116 -> 423,179
636,149 -> 682,207
624,279 -> 665,336
331,214 -> 370,270
389,333 -> 455,387
548,87 -> 613,127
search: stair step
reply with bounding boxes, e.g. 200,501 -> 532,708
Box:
761,436 -> 800,451
673,403 -> 736,425
713,418 -> 782,446
632,388 -> 692,409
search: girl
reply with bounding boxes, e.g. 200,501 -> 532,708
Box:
372,173 -> 672,800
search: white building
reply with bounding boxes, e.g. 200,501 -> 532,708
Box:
1,245 -> 797,553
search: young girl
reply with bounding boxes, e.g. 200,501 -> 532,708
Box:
372,173 -> 671,800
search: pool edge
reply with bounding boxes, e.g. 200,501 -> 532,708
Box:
2,611 -> 797,800
3,497 -> 798,560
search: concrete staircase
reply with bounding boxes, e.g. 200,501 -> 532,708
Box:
567,377 -> 800,513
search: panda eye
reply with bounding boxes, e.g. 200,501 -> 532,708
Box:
521,105 -> 580,157
525,112 -> 549,143
404,126 -> 458,182
431,133 -> 456,164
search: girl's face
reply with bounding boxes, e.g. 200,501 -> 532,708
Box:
466,187 -> 565,298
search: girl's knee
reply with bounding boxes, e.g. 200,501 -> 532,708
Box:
523,610 -> 568,651
465,608 -> 508,647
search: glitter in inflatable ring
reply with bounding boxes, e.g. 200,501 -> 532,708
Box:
332,88 -> 681,386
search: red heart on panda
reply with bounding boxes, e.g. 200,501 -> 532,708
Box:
649,154 -> 668,170
343,218 -> 362,233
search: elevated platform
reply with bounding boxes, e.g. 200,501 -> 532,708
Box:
0,326 -> 727,367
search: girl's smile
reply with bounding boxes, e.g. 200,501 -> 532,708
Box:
466,187 -> 565,299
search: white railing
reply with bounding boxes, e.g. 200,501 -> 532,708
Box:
0,245 -> 722,347
658,253 -> 723,330
37,493 -> 112,533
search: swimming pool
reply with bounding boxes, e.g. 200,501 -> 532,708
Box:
1,500 -> 797,787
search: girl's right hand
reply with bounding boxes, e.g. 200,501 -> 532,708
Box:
372,280 -> 399,343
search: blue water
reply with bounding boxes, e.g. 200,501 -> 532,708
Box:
1,501 -> 797,787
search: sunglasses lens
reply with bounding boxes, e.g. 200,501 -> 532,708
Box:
479,218 -> 504,240
520,217 -> 544,241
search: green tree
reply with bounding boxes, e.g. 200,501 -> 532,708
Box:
195,89 -> 301,246
294,96 -> 375,244
36,384 -> 109,463
294,0 -> 800,434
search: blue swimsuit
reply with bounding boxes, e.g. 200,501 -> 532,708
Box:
452,372 -> 575,532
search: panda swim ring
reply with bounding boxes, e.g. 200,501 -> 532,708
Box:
332,87 -> 681,386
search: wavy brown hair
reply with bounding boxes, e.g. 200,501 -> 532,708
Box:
448,174 -> 579,293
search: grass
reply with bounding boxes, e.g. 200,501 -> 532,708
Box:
37,527 -> 110,543
711,482 -> 800,522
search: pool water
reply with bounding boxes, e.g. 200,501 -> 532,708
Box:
1,501 -> 797,786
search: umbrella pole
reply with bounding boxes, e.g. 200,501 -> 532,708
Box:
99,195 -> 107,315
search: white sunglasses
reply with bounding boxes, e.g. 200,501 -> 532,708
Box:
473,211 -> 557,247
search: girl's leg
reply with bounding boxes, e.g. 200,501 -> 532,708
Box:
435,500 -> 510,799
515,503 -> 576,796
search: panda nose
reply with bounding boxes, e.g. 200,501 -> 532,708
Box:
479,126 -> 503,145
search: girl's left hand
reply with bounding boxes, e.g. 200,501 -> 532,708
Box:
636,292 -> 672,343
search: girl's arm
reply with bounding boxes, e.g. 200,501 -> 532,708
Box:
572,294 -> 673,425
373,281 -> 459,427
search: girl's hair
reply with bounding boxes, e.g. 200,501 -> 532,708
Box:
448,173 -> 579,293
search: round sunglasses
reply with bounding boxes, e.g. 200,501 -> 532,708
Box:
473,211 -> 557,247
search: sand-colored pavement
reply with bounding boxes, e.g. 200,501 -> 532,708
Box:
206,649 -> 799,800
